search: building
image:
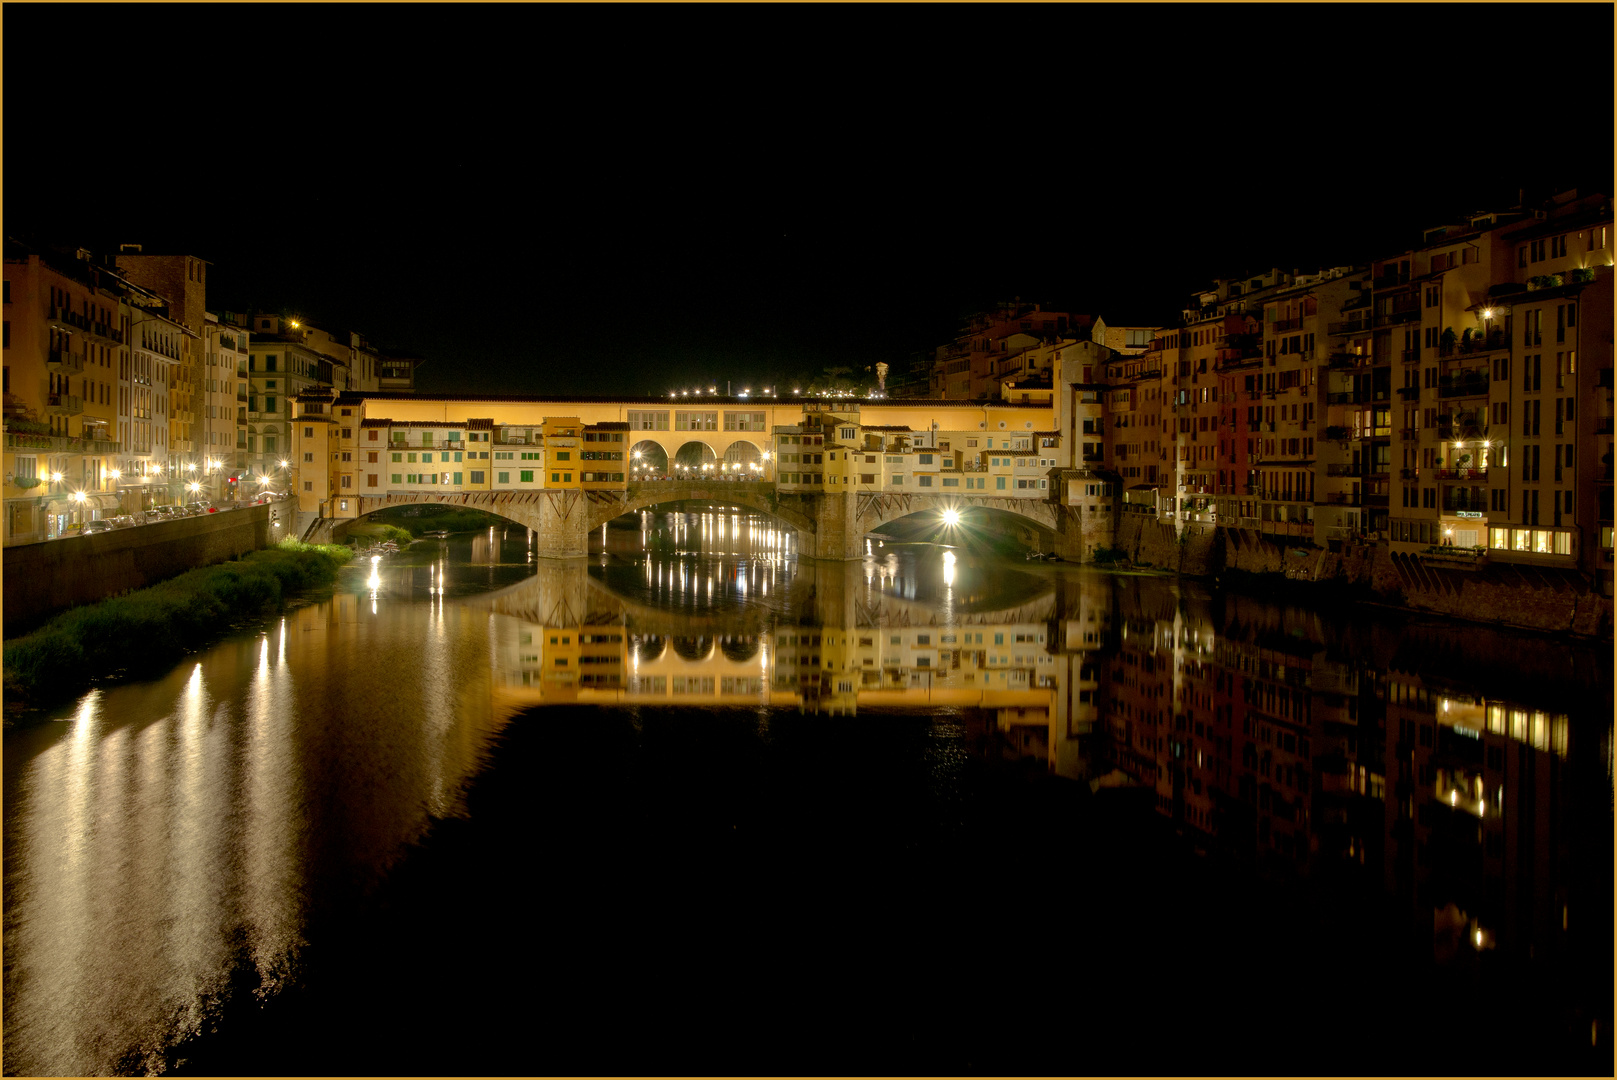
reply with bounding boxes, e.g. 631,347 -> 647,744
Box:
2,241 -> 127,540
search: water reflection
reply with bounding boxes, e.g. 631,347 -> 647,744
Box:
2,513 -> 1609,1075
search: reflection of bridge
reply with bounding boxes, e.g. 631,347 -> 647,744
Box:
309,478 -> 1074,560
458,556 -> 1093,731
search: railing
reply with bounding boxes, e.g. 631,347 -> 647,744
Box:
237,391 -> 248,402
1326,392 -> 1364,405
1400,349 -> 1418,363
1328,319 -> 1369,336
1272,317 -> 1303,333
1438,374 -> 1490,398
1397,386 -> 1419,400
1329,352 -> 1368,369
1325,464 -> 1360,476
1375,309 -> 1420,327
1399,468 -> 1419,479
1323,493 -> 1362,506
1363,492 -> 1389,506
47,349 -> 85,375
5,432 -> 118,455
47,393 -> 83,415
1324,426 -> 1352,440
1436,467 -> 1488,481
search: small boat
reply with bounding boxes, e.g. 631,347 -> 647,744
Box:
422,529 -> 450,539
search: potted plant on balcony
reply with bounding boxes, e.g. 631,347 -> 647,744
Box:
1440,327 -> 1457,353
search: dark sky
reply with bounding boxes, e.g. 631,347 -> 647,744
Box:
6,6 -> 1609,397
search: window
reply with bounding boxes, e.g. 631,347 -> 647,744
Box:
521,470 -> 535,482
554,451 -> 570,461
497,472 -> 509,484
391,473 -> 402,484
340,476 -> 352,488
303,452 -> 314,463
366,475 -> 378,487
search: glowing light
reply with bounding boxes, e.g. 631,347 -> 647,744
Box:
49,471 -> 63,483
290,320 -> 300,328
279,460 -> 289,469
1481,308 -> 1493,320
942,508 -> 961,526
187,462 -> 197,472
187,481 -> 201,493
1474,929 -> 1483,948
109,469 -> 121,481
71,490 -> 86,503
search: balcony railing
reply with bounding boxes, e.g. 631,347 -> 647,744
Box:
1397,386 -> 1420,400
1363,493 -> 1389,506
1328,319 -> 1369,336
47,393 -> 83,415
1323,492 -> 1362,506
1329,351 -> 1369,369
1400,349 -> 1418,363
1438,374 -> 1490,399
5,432 -> 118,455
1272,317 -> 1303,334
1326,392 -> 1365,405
1325,464 -> 1360,476
47,349 -> 85,375
1400,468 -> 1419,479
1324,425 -> 1353,440
1375,309 -> 1420,327
1436,467 -> 1488,481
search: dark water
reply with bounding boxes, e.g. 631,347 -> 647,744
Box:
4,510 -> 1611,1075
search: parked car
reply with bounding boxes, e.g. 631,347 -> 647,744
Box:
106,515 -> 137,530
187,501 -> 217,515
81,519 -> 114,535
151,505 -> 181,520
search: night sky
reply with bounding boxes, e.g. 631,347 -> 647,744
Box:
6,6 -> 1609,398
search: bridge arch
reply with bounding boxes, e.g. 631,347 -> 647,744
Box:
855,492 -> 1061,553
671,440 -> 717,477
629,440 -> 668,479
586,481 -> 818,540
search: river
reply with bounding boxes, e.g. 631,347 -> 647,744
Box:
3,509 -> 1611,1075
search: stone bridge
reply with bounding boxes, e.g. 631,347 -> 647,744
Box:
306,479 -> 1085,560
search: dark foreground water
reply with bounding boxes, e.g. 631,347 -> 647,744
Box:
4,511 -> 1611,1075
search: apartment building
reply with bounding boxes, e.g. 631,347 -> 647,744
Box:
930,301 -> 1088,399
2,241 -> 128,540
246,314 -> 341,482
202,312 -> 250,491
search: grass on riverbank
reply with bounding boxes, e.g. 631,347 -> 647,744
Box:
3,540 -> 353,716
344,521 -> 415,545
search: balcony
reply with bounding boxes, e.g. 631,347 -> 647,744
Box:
1328,351 -> 1369,369
1438,373 -> 1490,399
1326,464 -> 1361,477
86,321 -> 122,345
1400,468 -> 1419,479
1364,492 -> 1389,506
237,390 -> 248,402
1326,392 -> 1365,405
6,431 -> 116,456
47,349 -> 85,375
236,364 -> 248,377
1436,467 -> 1488,481
47,393 -> 83,415
1323,492 -> 1361,506
1397,386 -> 1420,400
1440,496 -> 1486,514
1272,317 -> 1303,334
1325,425 -> 1353,441
1328,319 -> 1370,336
1400,349 -> 1418,363
1374,309 -> 1420,327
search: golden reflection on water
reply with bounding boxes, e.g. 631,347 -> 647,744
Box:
4,596 -> 512,1077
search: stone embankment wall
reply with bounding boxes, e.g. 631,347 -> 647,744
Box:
1111,515 -> 1610,637
3,505 -> 273,637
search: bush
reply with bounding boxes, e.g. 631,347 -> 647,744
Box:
366,507 -> 503,536
4,543 -> 352,714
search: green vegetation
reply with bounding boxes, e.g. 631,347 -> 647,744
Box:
345,521 -> 415,545
1091,545 -> 1129,565
364,506 -> 506,536
3,540 -> 352,715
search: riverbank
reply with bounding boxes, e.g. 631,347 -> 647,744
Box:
3,540 -> 353,721
1112,516 -> 1612,639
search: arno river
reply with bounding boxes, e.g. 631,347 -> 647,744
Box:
4,510 -> 1611,1076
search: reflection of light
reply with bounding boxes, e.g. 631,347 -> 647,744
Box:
368,554 -> 381,591
1474,929 -> 1483,948
942,549 -> 956,586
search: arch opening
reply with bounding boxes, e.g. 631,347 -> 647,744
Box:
672,441 -> 717,477
868,503 -> 1055,557
721,440 -> 764,478
630,440 -> 668,479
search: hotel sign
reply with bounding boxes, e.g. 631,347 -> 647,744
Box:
1455,511 -> 1483,519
